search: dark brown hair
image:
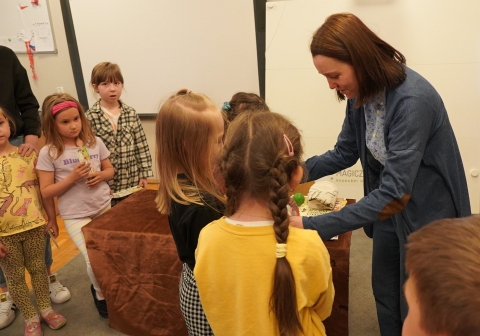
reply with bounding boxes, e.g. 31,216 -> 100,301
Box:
90,62 -> 124,86
41,93 -> 96,159
310,13 -> 406,107
223,92 -> 270,122
406,215 -> 480,336
222,111 -> 304,335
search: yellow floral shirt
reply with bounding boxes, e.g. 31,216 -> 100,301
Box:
0,150 -> 46,236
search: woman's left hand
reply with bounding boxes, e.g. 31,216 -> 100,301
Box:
289,215 -> 304,229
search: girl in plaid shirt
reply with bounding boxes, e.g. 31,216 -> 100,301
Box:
86,62 -> 153,206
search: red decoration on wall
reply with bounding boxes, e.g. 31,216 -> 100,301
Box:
31,0 -> 39,5
25,42 -> 37,80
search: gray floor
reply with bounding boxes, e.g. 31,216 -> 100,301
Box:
349,229 -> 381,336
1,229 -> 380,336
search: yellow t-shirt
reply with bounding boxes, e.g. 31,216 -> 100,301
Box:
0,150 -> 46,236
195,217 -> 334,336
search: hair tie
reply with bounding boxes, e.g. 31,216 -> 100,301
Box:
283,134 -> 294,157
276,243 -> 287,258
52,101 -> 78,116
222,101 -> 231,111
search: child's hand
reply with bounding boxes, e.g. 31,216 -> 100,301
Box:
45,220 -> 59,238
85,171 -> 104,187
71,161 -> 92,181
138,178 -> 148,189
0,244 -> 8,258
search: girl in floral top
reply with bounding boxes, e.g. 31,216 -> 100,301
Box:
86,62 -> 153,206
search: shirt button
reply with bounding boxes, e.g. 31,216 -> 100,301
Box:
376,110 -> 381,114
372,133 -> 376,138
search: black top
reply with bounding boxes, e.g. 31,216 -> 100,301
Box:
0,46 -> 40,137
168,176 -> 224,270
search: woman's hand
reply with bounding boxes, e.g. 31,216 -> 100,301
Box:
289,215 -> 304,229
45,220 -> 59,238
70,161 -> 92,182
85,171 -> 106,187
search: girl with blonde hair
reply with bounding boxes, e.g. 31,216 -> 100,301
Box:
155,89 -> 225,335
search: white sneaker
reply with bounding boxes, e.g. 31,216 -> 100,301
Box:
0,292 -> 16,329
48,274 -> 71,304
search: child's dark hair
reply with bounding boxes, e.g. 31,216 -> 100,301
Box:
222,92 -> 270,122
90,62 -> 124,87
0,105 -> 16,136
41,93 -> 96,159
221,111 -> 304,335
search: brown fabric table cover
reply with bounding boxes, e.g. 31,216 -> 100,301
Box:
82,189 -> 187,336
83,187 -> 352,336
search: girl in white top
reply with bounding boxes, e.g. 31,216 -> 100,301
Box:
36,93 -> 114,318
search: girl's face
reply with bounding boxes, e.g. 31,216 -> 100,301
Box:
54,107 -> 82,144
211,110 -> 225,161
313,55 -> 359,99
0,114 -> 11,147
94,79 -> 123,105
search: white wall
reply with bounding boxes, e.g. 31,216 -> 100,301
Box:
266,0 -> 480,213
15,1 -> 480,213
68,0 -> 260,115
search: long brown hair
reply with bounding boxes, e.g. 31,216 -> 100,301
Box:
0,105 -> 16,136
406,216 -> 480,336
222,111 -> 304,335
41,93 -> 96,159
311,13 -> 406,107
155,88 -> 225,215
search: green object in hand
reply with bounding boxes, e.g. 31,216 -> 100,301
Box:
293,193 -> 305,206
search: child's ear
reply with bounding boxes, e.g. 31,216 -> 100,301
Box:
92,84 -> 98,93
288,165 -> 304,191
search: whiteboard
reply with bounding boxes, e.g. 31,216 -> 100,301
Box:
0,0 -> 56,53
67,0 -> 259,115
266,0 -> 480,211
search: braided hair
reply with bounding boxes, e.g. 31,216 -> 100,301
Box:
221,111 -> 304,336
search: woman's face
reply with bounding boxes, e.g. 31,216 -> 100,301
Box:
313,55 -> 359,99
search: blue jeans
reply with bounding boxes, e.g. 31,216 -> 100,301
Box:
0,136 -> 54,287
371,218 -> 408,336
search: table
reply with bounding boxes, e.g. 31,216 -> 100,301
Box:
82,189 -> 187,336
83,187 -> 352,336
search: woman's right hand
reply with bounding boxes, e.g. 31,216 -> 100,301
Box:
70,161 -> 92,182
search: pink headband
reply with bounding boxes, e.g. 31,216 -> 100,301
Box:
52,101 -> 78,116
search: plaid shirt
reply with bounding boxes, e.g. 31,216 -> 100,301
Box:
86,100 -> 153,193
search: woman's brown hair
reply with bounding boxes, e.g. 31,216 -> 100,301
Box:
222,111 -> 304,335
310,13 -> 406,107
155,88 -> 225,215
41,93 -> 96,159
